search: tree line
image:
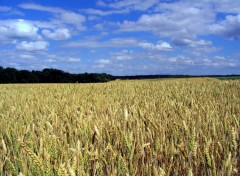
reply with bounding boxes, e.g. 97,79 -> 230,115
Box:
0,66 -> 114,83
1,66 -> 239,83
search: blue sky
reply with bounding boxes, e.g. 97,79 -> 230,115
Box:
0,0 -> 240,75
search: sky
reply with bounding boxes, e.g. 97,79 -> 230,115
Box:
0,0 -> 240,75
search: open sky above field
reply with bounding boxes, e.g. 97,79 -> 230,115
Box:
0,0 -> 240,75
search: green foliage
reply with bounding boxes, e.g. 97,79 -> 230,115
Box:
0,66 -> 114,83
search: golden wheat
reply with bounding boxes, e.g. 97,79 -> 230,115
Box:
0,78 -> 239,175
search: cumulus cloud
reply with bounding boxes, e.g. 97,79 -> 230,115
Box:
16,41 -> 49,51
210,14 -> 240,39
110,1 -> 237,40
42,28 -> 71,40
0,19 -> 40,41
117,7 -> 214,38
111,1 -> 240,41
60,12 -> 85,28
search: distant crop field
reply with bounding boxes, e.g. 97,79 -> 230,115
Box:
0,79 -> 240,175
216,76 -> 240,80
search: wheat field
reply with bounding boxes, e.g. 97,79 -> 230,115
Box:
0,78 -> 239,176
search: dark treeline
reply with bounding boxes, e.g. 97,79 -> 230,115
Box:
114,74 -> 240,80
115,75 -> 194,80
0,66 -> 114,83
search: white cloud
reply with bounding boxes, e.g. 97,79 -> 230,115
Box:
201,56 -> 240,68
83,8 -> 129,16
97,0 -> 159,11
20,3 -> 62,13
172,38 -> 212,47
103,49 -> 239,72
19,3 -> 86,30
139,42 -> 172,51
117,8 -> 214,38
42,28 -> 71,40
168,55 -> 193,65
94,59 -> 112,68
166,55 -> 240,69
0,1 -> 239,75
210,14 -> 240,39
16,41 -> 49,51
60,12 -> 85,28
96,59 -> 111,64
0,19 -> 40,40
66,38 -> 139,48
92,50 -> 134,70
19,54 -> 36,59
97,0 -> 240,14
113,1 -> 240,40
64,57 -> 81,62
111,50 -> 134,60
66,38 -> 173,53
107,38 -> 138,46
154,0 -> 240,14
91,0 -> 240,46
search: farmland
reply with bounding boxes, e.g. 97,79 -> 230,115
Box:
0,78 -> 240,175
